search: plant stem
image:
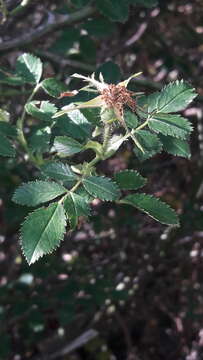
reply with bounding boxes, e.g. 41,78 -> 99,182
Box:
17,83 -> 41,167
102,123 -> 111,155
70,179 -> 82,193
0,0 -> 8,23
135,119 -> 149,132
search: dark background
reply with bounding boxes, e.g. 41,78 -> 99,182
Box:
0,1 -> 203,359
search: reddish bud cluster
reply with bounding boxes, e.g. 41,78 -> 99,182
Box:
101,84 -> 136,117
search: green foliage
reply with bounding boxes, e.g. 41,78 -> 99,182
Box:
129,0 -> 158,7
83,18 -> 117,38
83,176 -> 121,201
96,0 -> 129,23
25,101 -> 57,122
21,203 -> 66,264
0,122 -> 17,137
125,111 -> 138,129
0,133 -> 15,157
121,193 -> 179,225
133,130 -> 162,161
64,192 -> 91,229
16,53 -> 42,84
148,114 -> 193,139
139,80 -> 197,114
158,134 -> 191,158
41,78 -> 68,98
114,170 -> 147,190
0,53 -> 197,264
53,136 -> 83,156
12,181 -> 66,206
40,161 -> 78,183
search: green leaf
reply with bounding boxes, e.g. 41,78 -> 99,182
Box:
21,203 -> 66,264
29,128 -> 51,153
75,185 -> 94,202
133,130 -> 162,161
0,133 -> 15,157
96,0 -> 129,22
157,80 -> 197,113
66,108 -> 92,139
25,101 -> 57,122
125,111 -> 138,129
137,92 -> 159,117
104,134 -> 124,158
121,193 -> 179,225
129,0 -> 158,7
0,122 -> 17,137
16,53 -> 42,84
83,176 -> 121,201
50,28 -> 80,54
83,18 -> 116,38
54,136 -> 83,157
72,0 -> 91,8
158,134 -> 191,158
96,61 -> 121,84
137,80 -> 197,115
40,161 -> 78,183
114,170 -> 147,190
41,78 -> 68,98
148,114 -> 193,139
12,181 -> 66,207
80,36 -> 96,62
64,192 -> 91,229
0,71 -> 26,86
0,108 -> 10,122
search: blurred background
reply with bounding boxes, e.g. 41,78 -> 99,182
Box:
0,0 -> 203,359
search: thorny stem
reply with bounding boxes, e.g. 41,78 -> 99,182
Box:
102,123 -> 111,155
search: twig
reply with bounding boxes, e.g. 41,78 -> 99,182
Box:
9,0 -> 31,16
0,4 -> 95,51
114,311 -> 141,360
33,329 -> 98,360
35,50 -> 95,72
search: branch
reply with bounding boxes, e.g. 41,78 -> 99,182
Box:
9,0 -> 31,16
35,50 -> 95,72
0,4 -> 95,51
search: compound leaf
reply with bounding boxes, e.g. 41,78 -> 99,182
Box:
83,176 -> 121,201
21,203 -> 66,264
12,181 -> 66,207
121,193 -> 179,225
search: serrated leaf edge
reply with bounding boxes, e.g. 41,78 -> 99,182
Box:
12,180 -> 67,206
114,169 -> 147,189
20,203 -> 67,265
120,193 -> 180,226
83,176 -> 121,201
